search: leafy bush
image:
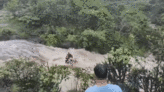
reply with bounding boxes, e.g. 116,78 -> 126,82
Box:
0,58 -> 71,92
66,34 -> 79,43
72,67 -> 95,91
39,65 -> 71,92
4,0 -> 73,28
71,0 -> 115,30
127,64 -> 164,92
0,58 -> 97,92
104,47 -> 132,83
77,29 -> 107,53
0,27 -> 17,40
40,34 -> 60,47
0,58 -> 42,91
119,3 -> 152,50
10,84 -> 21,92
0,27 -> 16,36
3,0 -> 19,13
39,26 -> 67,46
103,46 -> 155,91
55,26 -> 68,42
4,0 -> 41,27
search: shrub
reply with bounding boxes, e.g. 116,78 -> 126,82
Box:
72,67 -> 95,91
40,26 -> 69,47
0,27 -> 16,36
10,84 -> 21,92
0,58 -> 42,91
55,26 -> 68,43
39,65 -> 71,92
40,34 -> 61,47
103,47 -> 132,84
0,27 -> 17,40
77,29 -> 107,53
0,58 -> 71,92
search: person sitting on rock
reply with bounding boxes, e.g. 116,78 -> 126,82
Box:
65,52 -> 73,64
65,52 -> 78,66
85,64 -> 122,92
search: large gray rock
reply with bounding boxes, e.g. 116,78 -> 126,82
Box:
0,40 -> 45,62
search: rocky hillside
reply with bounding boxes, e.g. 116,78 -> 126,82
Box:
0,40 -> 164,91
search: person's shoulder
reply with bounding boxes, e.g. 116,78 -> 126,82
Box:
85,85 -> 97,92
107,84 -> 122,92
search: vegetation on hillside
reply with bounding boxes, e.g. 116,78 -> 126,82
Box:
0,0 -> 164,91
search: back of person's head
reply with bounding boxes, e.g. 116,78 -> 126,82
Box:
94,64 -> 107,80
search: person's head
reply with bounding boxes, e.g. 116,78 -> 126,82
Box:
94,64 -> 108,80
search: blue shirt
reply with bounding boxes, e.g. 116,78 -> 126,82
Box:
85,84 -> 122,92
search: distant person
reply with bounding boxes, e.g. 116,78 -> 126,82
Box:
65,52 -> 73,63
85,64 -> 122,92
65,52 -> 78,66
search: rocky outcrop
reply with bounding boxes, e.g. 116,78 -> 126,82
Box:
0,40 -> 45,61
0,40 -> 107,91
0,40 -> 163,92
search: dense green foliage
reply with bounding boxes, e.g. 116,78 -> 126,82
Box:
2,0 -> 154,54
0,0 -> 164,91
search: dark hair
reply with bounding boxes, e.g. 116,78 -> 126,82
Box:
94,64 -> 107,79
